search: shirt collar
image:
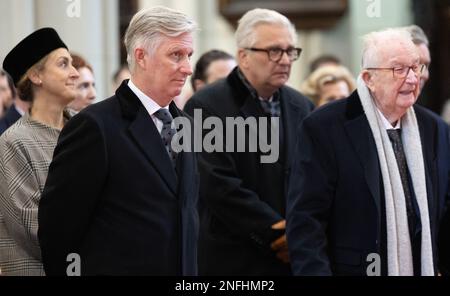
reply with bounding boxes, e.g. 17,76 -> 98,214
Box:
376,107 -> 401,130
14,104 -> 26,116
127,79 -> 169,116
237,67 -> 280,102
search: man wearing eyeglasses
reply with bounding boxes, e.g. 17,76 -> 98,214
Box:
286,28 -> 450,276
184,8 -> 313,275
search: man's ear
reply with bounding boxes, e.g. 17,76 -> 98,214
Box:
361,70 -> 375,92
237,48 -> 248,69
134,48 -> 147,70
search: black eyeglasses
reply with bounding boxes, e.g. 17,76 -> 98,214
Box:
245,47 -> 302,62
365,64 -> 427,79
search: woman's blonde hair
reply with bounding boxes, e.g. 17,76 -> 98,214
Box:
16,54 -> 49,102
300,65 -> 356,106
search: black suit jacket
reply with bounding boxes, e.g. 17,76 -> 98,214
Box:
286,91 -> 450,275
38,81 -> 199,276
184,67 -> 314,275
0,105 -> 21,135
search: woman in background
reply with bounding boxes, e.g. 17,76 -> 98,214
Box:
300,64 -> 356,108
0,27 -> 79,275
68,53 -> 96,112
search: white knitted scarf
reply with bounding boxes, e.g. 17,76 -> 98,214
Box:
356,75 -> 434,276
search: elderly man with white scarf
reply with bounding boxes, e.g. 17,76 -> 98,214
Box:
286,28 -> 450,276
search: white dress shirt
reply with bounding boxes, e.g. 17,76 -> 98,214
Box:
128,80 -> 170,134
377,107 -> 401,130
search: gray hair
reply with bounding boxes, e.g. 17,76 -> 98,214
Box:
235,8 -> 297,48
124,6 -> 197,73
361,28 -> 415,69
405,25 -> 429,47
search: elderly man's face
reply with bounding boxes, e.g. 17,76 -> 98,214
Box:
240,24 -> 295,97
366,42 -> 420,118
143,32 -> 193,106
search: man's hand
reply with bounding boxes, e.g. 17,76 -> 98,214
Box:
271,220 -> 289,263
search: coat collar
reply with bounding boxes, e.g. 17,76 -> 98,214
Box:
227,67 -> 308,168
115,80 -> 184,195
2,105 -> 22,126
344,91 -> 381,216
226,67 -> 266,118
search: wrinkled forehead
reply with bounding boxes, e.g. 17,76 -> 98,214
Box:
380,41 -> 420,66
253,23 -> 294,45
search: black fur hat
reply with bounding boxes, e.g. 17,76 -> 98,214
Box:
3,27 -> 67,86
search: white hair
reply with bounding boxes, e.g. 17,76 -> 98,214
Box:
235,8 -> 297,48
405,25 -> 429,47
124,6 -> 197,73
361,28 -> 416,69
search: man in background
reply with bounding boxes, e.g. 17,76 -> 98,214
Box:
191,49 -> 236,92
0,70 -> 30,135
184,8 -> 313,275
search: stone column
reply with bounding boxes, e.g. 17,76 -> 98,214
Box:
0,0 -> 35,64
34,0 -> 119,100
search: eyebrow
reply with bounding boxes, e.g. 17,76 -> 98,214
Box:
259,44 -> 295,49
57,56 -> 72,63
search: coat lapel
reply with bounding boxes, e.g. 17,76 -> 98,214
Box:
117,81 -> 178,195
281,91 -> 303,169
239,94 -> 265,119
417,109 -> 437,232
344,93 -> 381,217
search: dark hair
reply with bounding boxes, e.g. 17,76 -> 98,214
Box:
309,55 -> 341,73
0,69 -> 17,99
113,65 -> 130,83
71,53 -> 93,73
191,49 -> 234,91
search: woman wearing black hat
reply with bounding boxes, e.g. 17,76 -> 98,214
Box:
0,28 -> 79,276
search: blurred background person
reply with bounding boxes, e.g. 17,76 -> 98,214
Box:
406,25 -> 431,91
112,64 -> 131,92
309,54 -> 341,74
300,64 -> 356,108
191,49 -> 236,92
0,27 -> 79,276
0,70 -> 15,118
67,53 -> 96,112
176,49 -> 236,109
0,70 -> 30,135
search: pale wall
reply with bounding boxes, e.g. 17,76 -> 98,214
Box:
0,0 -> 413,101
